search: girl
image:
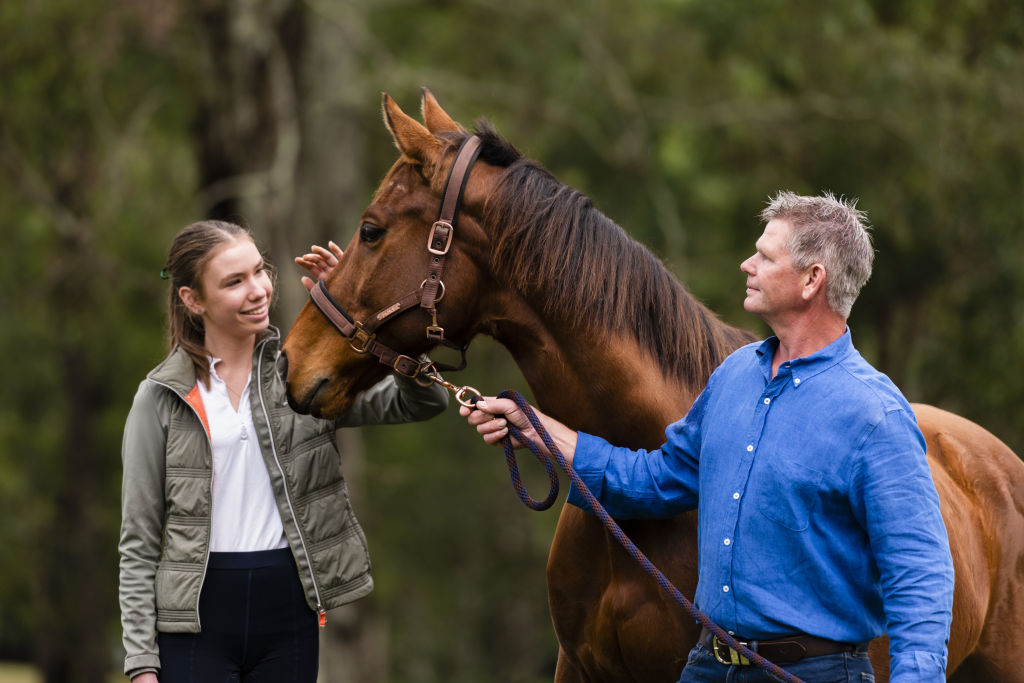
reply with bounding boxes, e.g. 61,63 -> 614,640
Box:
119,220 -> 448,681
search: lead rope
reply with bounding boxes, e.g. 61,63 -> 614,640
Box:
488,389 -> 803,683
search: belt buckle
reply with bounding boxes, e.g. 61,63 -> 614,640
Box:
712,636 -> 751,666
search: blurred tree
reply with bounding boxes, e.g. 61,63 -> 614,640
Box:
0,2 -> 196,681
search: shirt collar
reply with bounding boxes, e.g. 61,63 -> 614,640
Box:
208,356 -> 224,382
755,327 -> 854,383
207,356 -> 252,391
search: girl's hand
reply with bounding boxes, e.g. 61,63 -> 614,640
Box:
295,241 -> 344,291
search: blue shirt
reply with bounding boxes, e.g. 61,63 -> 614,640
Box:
568,330 -> 953,682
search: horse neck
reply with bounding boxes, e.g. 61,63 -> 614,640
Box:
472,155 -> 752,445
480,293 -> 711,451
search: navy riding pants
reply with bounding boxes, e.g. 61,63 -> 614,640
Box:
158,548 -> 319,683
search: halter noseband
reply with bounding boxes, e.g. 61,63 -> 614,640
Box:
308,135 -> 484,379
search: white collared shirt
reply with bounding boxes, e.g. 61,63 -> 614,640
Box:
198,358 -> 288,552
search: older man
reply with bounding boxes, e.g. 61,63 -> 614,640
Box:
463,192 -> 954,682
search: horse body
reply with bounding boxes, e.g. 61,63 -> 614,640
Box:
915,404 -> 1024,682
281,91 -> 1024,683
482,313 -> 713,681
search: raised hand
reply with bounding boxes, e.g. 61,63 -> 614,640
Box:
295,240 -> 344,291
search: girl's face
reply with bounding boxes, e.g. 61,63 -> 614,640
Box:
182,238 -> 273,344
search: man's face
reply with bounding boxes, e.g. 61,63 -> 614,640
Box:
739,218 -> 807,321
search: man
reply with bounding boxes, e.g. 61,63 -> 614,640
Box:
462,191 -> 954,682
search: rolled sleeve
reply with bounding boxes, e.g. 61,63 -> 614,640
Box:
889,650 -> 948,683
566,427 -> 700,519
566,432 -> 615,510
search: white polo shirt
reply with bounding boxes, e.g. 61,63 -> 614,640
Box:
199,358 -> 288,552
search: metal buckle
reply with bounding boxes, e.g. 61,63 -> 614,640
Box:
413,362 -> 438,387
427,220 -> 454,255
348,323 -> 375,353
426,325 -> 445,341
712,636 -> 751,666
392,354 -> 423,378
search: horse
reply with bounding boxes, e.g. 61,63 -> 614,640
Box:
279,90 -> 1024,683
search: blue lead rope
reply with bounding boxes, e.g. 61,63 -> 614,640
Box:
491,389 -> 803,683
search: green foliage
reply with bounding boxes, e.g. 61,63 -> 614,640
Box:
0,2 -> 198,678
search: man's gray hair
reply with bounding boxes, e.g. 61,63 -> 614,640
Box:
761,191 -> 874,318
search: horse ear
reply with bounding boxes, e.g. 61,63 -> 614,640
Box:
382,93 -> 442,169
421,88 -> 462,134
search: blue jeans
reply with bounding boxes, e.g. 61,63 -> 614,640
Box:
677,642 -> 874,683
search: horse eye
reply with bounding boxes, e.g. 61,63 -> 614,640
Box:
359,222 -> 385,244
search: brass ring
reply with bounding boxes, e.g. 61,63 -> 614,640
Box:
455,385 -> 482,408
420,279 -> 445,303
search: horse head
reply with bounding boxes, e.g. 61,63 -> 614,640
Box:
281,90 -> 503,417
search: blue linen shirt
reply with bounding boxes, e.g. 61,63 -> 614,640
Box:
567,330 -> 953,682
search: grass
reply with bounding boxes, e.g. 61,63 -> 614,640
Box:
0,663 -> 38,683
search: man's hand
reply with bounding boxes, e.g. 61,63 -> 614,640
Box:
294,240 -> 344,292
460,397 -> 579,464
460,397 -> 532,447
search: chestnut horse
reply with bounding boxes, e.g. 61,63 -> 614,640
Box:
280,91 -> 1024,683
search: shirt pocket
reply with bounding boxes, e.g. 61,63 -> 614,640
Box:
755,457 -> 824,532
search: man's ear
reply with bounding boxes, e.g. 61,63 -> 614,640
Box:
802,264 -> 827,301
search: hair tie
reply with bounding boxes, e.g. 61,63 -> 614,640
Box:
160,268 -> 170,280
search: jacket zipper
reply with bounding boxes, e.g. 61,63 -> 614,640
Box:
256,340 -> 327,626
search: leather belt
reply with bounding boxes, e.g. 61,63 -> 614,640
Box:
699,627 -> 861,665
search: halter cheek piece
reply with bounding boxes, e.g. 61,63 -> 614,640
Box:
308,135 -> 484,380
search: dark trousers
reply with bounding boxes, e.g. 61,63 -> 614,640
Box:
159,548 -> 319,683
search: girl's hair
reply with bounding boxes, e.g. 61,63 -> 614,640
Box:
161,220 -> 276,387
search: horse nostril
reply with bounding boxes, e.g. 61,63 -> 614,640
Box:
276,351 -> 289,383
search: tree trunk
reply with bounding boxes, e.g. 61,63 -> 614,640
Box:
190,2 -> 381,678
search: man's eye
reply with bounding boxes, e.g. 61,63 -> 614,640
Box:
360,222 -> 385,244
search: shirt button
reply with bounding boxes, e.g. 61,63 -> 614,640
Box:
723,538 -> 731,546
732,492 -> 740,500
746,444 -> 754,452
763,397 -> 770,405
722,585 -> 730,593
794,378 -> 801,385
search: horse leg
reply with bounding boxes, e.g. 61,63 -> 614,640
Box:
547,506 -> 610,683
553,648 -> 590,683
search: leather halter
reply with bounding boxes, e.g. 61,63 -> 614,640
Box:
308,135 -> 483,379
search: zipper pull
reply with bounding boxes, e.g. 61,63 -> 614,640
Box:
318,609 -> 327,628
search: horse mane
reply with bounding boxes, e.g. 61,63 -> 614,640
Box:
468,121 -> 754,389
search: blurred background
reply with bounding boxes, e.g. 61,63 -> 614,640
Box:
1,1 -> 1022,681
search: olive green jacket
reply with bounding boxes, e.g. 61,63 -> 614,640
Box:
118,327 -> 447,675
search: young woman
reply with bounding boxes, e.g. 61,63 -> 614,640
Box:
119,220 -> 448,682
